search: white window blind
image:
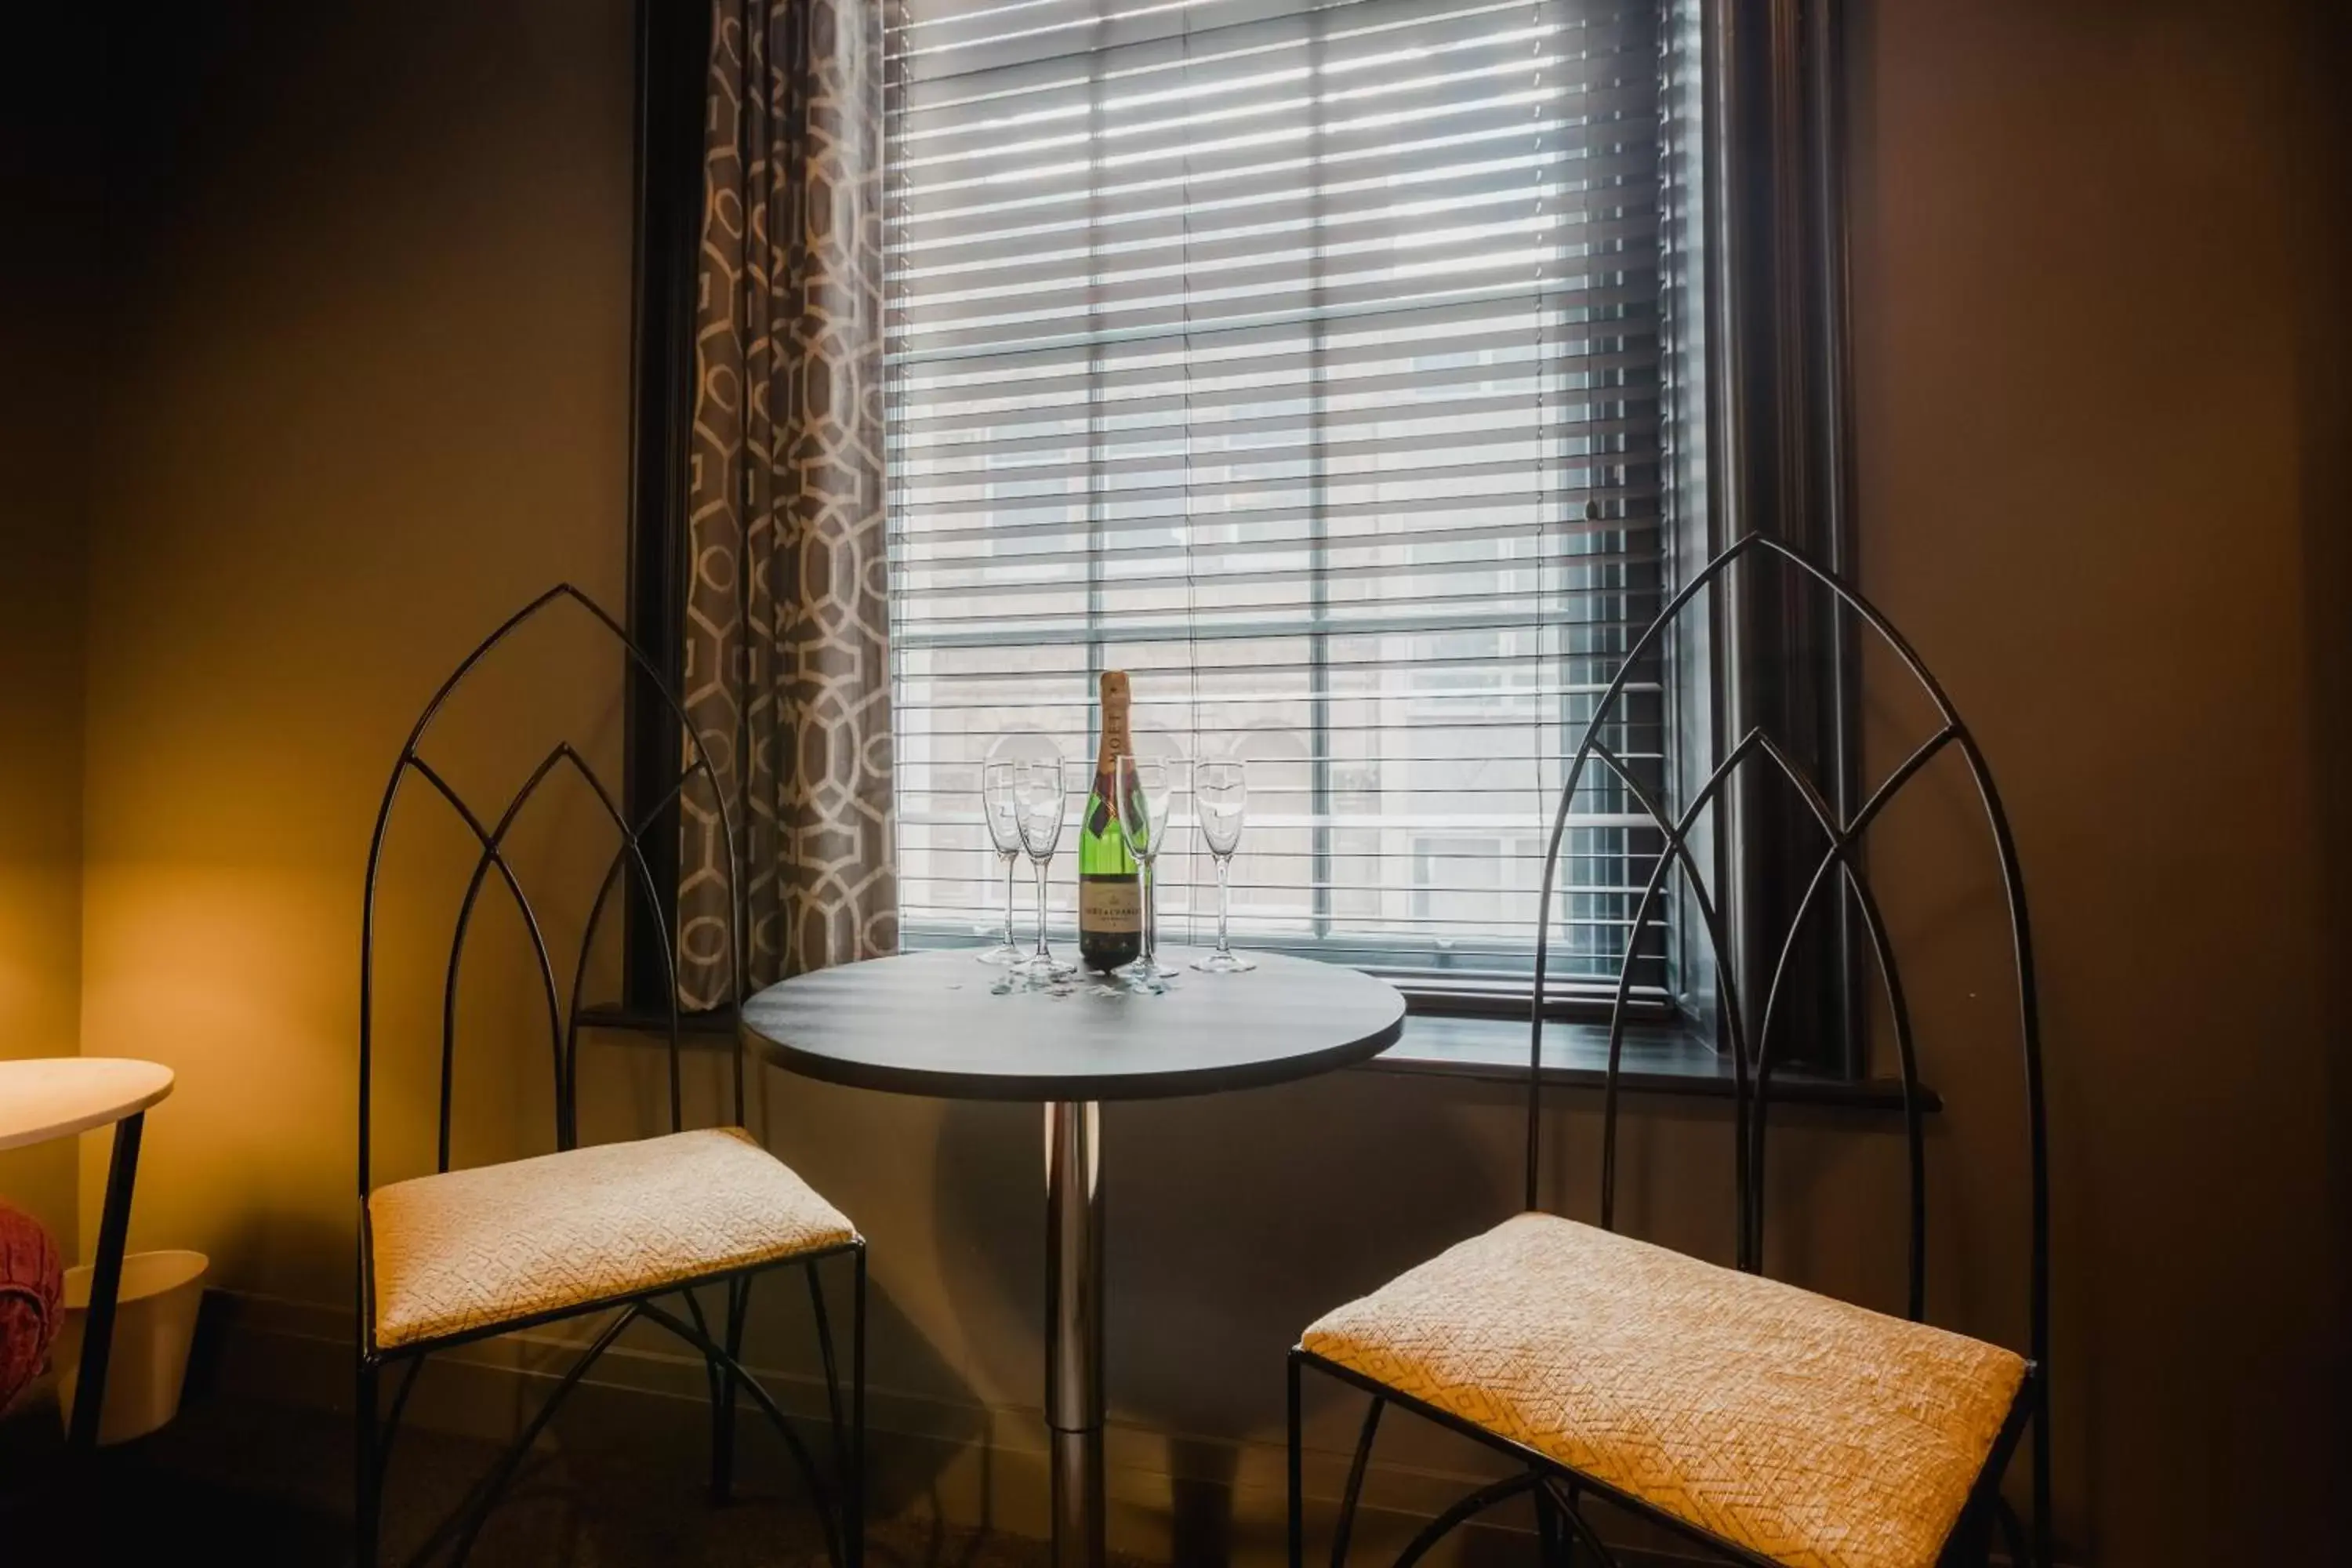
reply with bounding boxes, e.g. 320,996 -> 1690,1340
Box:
884,0 -> 1669,995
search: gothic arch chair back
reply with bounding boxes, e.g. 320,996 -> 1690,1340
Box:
355,584 -> 866,1567
1287,536 -> 2051,1568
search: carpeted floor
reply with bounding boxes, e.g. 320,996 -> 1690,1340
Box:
0,1388 -> 1143,1567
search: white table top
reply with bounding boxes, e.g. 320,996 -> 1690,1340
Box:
0,1058 -> 175,1152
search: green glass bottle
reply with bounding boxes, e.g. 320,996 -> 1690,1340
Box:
1077,670 -> 1142,972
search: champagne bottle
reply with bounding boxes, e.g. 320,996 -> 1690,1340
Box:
1077,670 -> 1142,972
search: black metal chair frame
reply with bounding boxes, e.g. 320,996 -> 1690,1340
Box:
1287,535 -> 2052,1568
356,585 -> 866,1567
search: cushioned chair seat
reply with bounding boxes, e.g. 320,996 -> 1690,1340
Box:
1301,1212 -> 2026,1568
368,1127 -> 857,1352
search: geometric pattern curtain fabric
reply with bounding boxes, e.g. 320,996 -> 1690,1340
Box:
680,0 -> 898,1003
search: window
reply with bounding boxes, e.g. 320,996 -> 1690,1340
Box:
882,0 -> 1671,1004
626,0 -> 1866,1075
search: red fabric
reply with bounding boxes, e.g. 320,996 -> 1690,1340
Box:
0,1200 -> 64,1413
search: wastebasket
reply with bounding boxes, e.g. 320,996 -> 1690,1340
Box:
54,1249 -> 208,1445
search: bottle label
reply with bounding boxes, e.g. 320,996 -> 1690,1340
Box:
1080,877 -> 1142,935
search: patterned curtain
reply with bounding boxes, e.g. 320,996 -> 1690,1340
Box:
678,0 -> 896,1006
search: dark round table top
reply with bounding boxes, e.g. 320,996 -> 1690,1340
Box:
742,948 -> 1406,1102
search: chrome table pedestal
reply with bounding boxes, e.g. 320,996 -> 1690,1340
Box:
1045,1101 -> 1105,1568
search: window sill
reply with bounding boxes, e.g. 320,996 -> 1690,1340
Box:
584,1000 -> 1936,1112
1379,1012 -> 1938,1112
578,1003 -> 735,1037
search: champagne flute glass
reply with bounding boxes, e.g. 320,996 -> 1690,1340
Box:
978,734 -> 1057,964
1014,757 -> 1075,978
1190,760 -> 1255,972
1115,753 -> 1181,980
978,760 -> 1025,964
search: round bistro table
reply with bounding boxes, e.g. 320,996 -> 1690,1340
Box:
741,947 -> 1406,1568
0,1058 -> 175,1452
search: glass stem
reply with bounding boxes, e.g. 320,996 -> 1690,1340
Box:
1214,855 -> 1232,955
1033,856 -> 1053,960
1139,858 -> 1156,964
1001,851 -> 1018,950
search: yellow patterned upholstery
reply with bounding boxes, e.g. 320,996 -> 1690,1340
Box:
368,1127 -> 857,1352
1301,1213 -> 2025,1568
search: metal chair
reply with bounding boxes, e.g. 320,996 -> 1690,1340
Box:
1287,535 -> 2050,1568
356,585 -> 866,1566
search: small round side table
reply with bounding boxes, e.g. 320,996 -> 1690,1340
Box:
743,949 -> 1405,1568
0,1058 -> 174,1451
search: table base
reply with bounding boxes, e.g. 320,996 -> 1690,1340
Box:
1044,1102 -> 1104,1568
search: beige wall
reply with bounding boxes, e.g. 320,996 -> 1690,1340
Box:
0,517 -> 87,1252
26,0 -> 2347,1563
0,489 -> 85,1255
74,0 -> 638,1295
0,8 -> 93,1250
1847,2 -> 2347,1557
